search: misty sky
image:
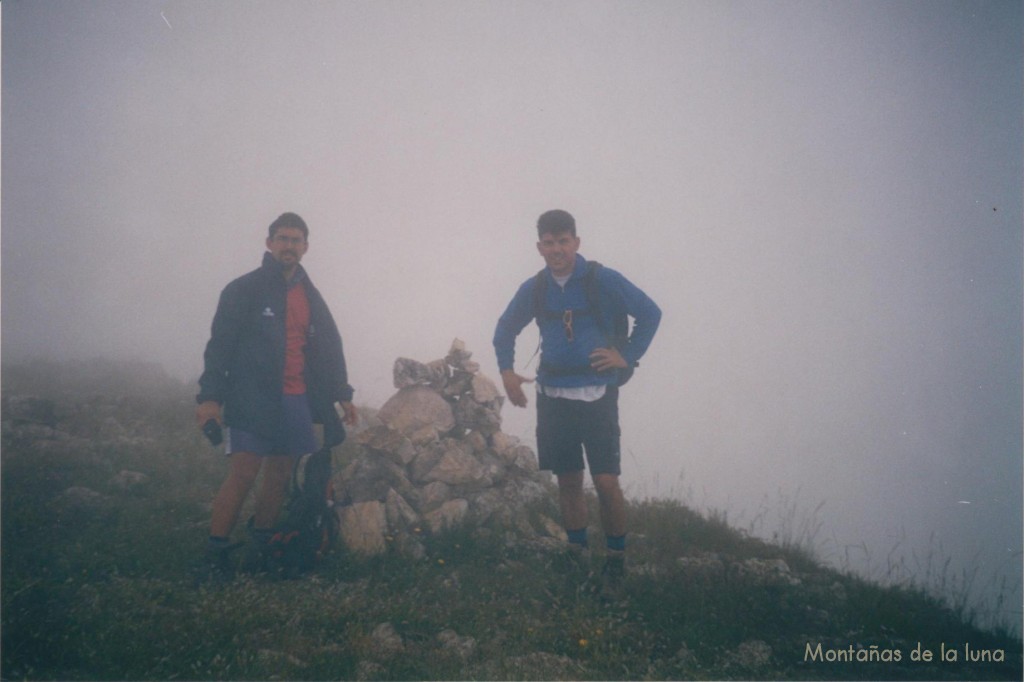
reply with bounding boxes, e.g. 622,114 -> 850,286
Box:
2,1 -> 1021,628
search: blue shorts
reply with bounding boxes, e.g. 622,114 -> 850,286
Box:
536,386 -> 621,476
226,394 -> 317,456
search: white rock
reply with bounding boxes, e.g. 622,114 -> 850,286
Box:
385,488 -> 419,528
424,499 -> 469,533
378,385 -> 455,438
464,430 -> 488,453
356,425 -> 416,465
419,481 -> 452,510
437,629 -> 477,660
338,501 -> 388,556
537,514 -> 567,541
392,357 -> 450,390
470,373 -> 502,403
424,442 -> 492,488
109,470 -> 149,491
490,431 -> 520,455
370,622 -> 405,655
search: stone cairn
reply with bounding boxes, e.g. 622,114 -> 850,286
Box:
334,339 -> 562,558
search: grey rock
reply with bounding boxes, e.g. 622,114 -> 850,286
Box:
109,470 -> 150,491
437,629 -> 477,660
734,557 -> 801,586
370,622 -> 405,656
378,385 -> 455,439
731,640 -> 773,669
490,431 -> 520,455
337,454 -> 414,505
385,488 -> 419,528
57,486 -> 107,509
410,441 -> 447,484
338,501 -> 388,556
418,481 -> 452,511
444,338 -> 474,371
453,395 -> 501,435
355,425 -> 416,466
470,373 -> 502,403
424,499 -> 469,533
423,440 -> 492,488
393,357 -> 450,390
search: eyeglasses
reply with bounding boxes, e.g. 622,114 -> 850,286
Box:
563,309 -> 574,342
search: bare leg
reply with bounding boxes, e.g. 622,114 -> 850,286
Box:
592,473 -> 626,538
253,454 -> 295,529
557,470 -> 588,532
209,452 -> 262,538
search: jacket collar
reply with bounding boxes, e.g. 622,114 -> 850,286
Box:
261,251 -> 308,286
546,253 -> 588,282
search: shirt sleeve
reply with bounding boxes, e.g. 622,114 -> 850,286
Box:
196,281 -> 246,404
604,268 -> 662,366
493,278 -> 537,372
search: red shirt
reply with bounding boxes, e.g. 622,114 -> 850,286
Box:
283,280 -> 310,395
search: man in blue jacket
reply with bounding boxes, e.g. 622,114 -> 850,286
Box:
494,209 -> 661,591
195,212 -> 357,578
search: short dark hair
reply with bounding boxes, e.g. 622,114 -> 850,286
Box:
268,212 -> 309,240
537,209 -> 576,238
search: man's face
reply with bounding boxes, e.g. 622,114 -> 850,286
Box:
266,227 -> 308,268
536,230 -> 580,277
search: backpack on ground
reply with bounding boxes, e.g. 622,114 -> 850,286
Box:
531,260 -> 636,386
265,446 -> 339,578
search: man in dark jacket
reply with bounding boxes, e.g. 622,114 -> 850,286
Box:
195,212 -> 356,577
493,209 -> 661,594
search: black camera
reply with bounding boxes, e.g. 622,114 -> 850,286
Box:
202,419 -> 223,446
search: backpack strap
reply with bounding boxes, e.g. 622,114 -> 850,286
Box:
584,262 -> 609,345
585,261 -> 631,349
532,261 -> 635,386
532,264 -> 599,322
531,268 -> 548,321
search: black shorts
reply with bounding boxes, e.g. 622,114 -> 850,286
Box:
536,386 -> 621,476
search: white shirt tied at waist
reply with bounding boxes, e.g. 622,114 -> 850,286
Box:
537,383 -> 607,402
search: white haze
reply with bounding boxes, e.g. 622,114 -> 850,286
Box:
2,1 -> 1021,630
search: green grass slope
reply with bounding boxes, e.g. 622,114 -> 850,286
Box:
2,362 -> 1020,680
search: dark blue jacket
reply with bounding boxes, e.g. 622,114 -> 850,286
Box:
197,252 -> 353,448
493,254 -> 661,388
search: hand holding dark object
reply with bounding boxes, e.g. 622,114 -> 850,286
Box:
202,419 -> 223,446
196,401 -> 223,445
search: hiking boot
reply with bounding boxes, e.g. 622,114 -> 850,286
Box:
550,543 -> 592,576
193,542 -> 241,587
599,552 -> 627,603
549,544 -> 602,598
240,520 -> 275,575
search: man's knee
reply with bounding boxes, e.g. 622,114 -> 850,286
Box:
227,453 -> 263,489
591,473 -> 622,498
557,470 -> 585,494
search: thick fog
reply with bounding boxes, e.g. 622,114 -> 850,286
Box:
3,1 -> 1021,629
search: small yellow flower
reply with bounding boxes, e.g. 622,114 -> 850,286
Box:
437,558 -> 445,565
578,638 -> 589,648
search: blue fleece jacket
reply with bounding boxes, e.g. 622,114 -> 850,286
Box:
493,254 -> 661,388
